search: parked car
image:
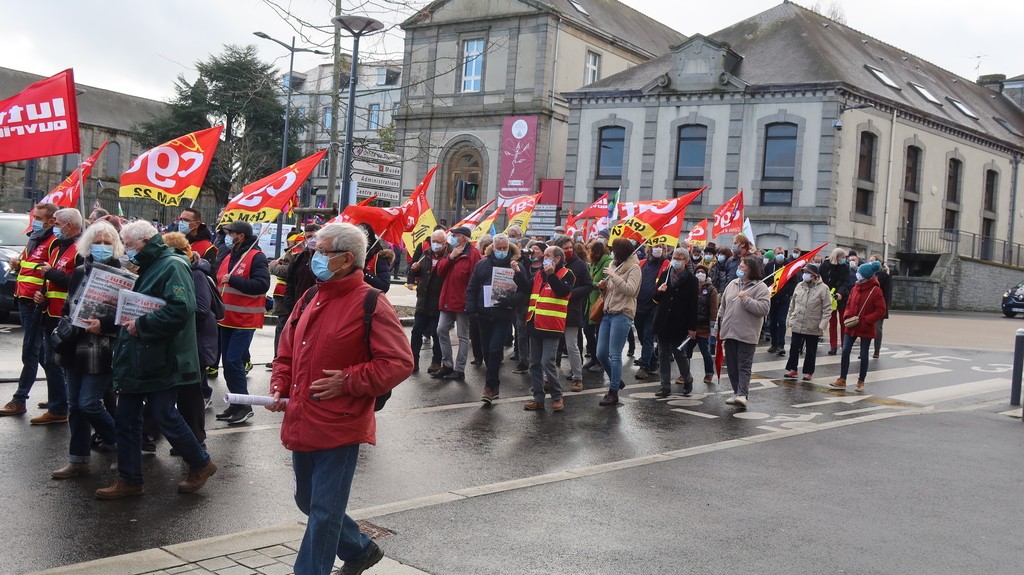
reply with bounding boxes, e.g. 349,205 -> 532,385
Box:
0,213 -> 31,323
1002,280 -> 1024,318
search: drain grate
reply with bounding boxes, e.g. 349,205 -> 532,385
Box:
357,519 -> 394,539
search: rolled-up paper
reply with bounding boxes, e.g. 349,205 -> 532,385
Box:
224,393 -> 288,406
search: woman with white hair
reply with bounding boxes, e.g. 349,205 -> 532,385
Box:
51,220 -> 125,479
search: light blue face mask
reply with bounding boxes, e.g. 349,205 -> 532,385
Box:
224,234 -> 234,248
543,258 -> 553,268
736,269 -> 746,279
447,235 -> 458,247
670,259 -> 682,269
431,241 -> 444,252
311,252 -> 336,281
52,226 -> 64,240
126,248 -> 139,264
493,249 -> 508,260
90,244 -> 114,262
31,220 -> 43,233
178,220 -> 192,234
717,254 -> 725,263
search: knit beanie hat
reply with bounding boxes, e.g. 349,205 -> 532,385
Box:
858,261 -> 877,279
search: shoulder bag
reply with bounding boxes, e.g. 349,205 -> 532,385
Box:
843,287 -> 876,329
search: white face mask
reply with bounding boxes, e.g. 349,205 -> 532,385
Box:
803,273 -> 813,283
651,248 -> 663,259
695,272 -> 707,282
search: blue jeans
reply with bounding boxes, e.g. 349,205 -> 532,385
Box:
683,337 -> 714,377
39,316 -> 68,415
597,313 -> 633,393
67,370 -> 116,462
115,388 -> 209,485
293,444 -> 373,575
840,334 -> 872,381
13,300 -> 44,404
633,311 -> 656,369
477,316 -> 511,392
219,327 -> 255,396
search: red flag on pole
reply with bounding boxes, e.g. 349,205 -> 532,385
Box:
120,126 -> 223,206
356,195 -> 377,206
767,242 -> 829,297
686,218 -> 709,247
219,150 -> 327,225
0,69 -> 80,163
40,141 -> 107,209
712,190 -> 744,237
609,187 -> 705,246
575,193 -> 609,219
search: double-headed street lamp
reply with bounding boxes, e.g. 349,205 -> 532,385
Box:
253,31 -> 329,257
331,15 -> 384,213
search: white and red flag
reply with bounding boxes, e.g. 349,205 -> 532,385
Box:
712,190 -> 744,237
0,69 -> 81,163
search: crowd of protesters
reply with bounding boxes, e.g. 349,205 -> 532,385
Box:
0,201 -> 893,574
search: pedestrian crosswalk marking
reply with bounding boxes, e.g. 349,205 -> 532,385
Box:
834,405 -> 899,416
856,365 -> 950,382
890,378 -> 1010,405
670,408 -> 718,419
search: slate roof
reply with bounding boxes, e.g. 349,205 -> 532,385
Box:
0,67 -> 167,133
570,1 -> 1024,149
404,0 -> 686,59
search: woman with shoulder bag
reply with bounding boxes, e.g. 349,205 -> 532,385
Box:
51,221 -> 124,480
830,261 -> 887,393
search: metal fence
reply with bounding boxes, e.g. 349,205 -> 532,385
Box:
898,227 -> 1024,267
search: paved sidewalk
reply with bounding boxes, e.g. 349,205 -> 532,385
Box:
28,522 -> 427,575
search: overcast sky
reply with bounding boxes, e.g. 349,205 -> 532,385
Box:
1,0 -> 1019,102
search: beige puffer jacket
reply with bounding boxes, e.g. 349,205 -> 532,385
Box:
787,278 -> 832,337
601,254 -> 641,319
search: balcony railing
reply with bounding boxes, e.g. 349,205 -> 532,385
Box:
897,227 -> 1024,267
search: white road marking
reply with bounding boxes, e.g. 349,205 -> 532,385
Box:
890,378 -> 1010,405
791,395 -> 873,408
859,364 -> 951,383
670,408 -> 718,419
753,355 -> 842,372
834,405 -> 898,416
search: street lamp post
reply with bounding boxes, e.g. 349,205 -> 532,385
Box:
332,15 -> 384,214
253,31 -> 328,257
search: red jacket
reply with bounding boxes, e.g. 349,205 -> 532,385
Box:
271,271 -> 413,452
842,277 -> 887,339
434,242 -> 481,313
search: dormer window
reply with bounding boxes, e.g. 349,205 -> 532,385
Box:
568,0 -> 590,15
946,97 -> 978,119
908,82 -> 941,106
865,65 -> 900,90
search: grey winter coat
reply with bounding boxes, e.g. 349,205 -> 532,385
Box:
786,278 -> 832,337
717,278 -> 771,344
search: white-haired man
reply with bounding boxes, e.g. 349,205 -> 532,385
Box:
268,223 -> 413,574
97,221 -> 216,499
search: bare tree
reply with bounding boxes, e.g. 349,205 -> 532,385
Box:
810,0 -> 847,24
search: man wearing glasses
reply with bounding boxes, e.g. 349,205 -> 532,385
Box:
30,208 -> 85,425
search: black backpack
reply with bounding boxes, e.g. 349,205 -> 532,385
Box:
293,285 -> 391,411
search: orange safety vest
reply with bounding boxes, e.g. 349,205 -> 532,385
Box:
44,241 -> 79,318
191,238 -> 216,262
15,234 -> 55,300
525,267 -> 570,334
218,249 -> 265,329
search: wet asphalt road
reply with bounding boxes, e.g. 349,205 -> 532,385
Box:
0,312 -> 1021,574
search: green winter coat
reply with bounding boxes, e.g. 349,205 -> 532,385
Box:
587,253 -> 612,324
112,234 -> 201,393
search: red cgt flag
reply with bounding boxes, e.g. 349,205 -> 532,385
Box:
219,150 -> 327,226
402,166 -> 439,254
120,126 -> 223,206
575,193 -> 608,219
686,218 -> 709,247
331,205 -> 405,247
768,242 -> 828,297
40,141 -> 108,209
610,187 -> 705,247
712,190 -> 744,237
0,69 -> 81,163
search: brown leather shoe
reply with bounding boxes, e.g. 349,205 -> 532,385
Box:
570,380 -> 583,393
0,401 -> 27,416
178,460 -> 217,493
635,368 -> 649,380
52,463 -> 90,480
828,378 -> 847,390
551,398 -> 564,411
95,479 -> 144,500
426,362 -> 442,375
523,400 -> 543,411
855,380 -> 865,393
30,412 -> 68,425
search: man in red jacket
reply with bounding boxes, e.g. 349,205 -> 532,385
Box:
432,226 -> 481,380
268,222 -> 412,575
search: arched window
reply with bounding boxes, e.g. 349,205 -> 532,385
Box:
105,141 -> 121,178
445,146 -> 483,213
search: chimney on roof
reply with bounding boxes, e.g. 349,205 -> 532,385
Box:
978,73 -> 1006,93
